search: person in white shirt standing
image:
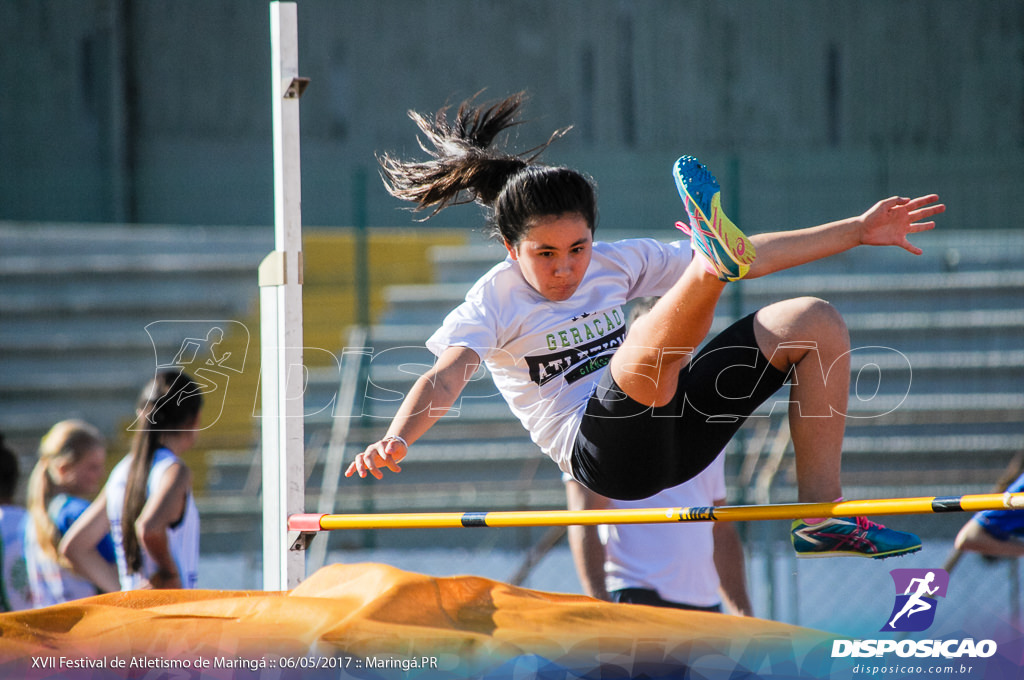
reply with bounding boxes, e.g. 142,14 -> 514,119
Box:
566,462 -> 751,614
565,299 -> 751,614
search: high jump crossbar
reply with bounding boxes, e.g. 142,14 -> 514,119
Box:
287,492 -> 1024,550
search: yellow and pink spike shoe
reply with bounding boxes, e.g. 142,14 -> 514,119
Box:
673,155 -> 756,282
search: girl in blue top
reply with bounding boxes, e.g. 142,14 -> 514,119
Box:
955,471 -> 1024,557
25,420 -> 115,605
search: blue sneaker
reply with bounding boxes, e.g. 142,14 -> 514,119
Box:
672,156 -> 756,282
791,516 -> 922,559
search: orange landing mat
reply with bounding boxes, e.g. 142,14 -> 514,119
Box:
0,563 -> 842,678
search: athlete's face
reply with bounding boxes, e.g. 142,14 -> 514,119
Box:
506,214 -> 593,302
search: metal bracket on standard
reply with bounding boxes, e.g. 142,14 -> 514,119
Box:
258,250 -> 303,287
259,251 -> 286,287
289,531 -> 317,552
284,77 -> 310,99
287,513 -> 325,551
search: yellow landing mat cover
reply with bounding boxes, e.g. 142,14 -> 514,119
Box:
0,563 -> 833,678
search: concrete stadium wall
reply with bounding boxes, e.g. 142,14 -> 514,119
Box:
2,1 -> 1022,232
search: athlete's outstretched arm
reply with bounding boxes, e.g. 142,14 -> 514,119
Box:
746,194 -> 945,278
345,345 -> 481,480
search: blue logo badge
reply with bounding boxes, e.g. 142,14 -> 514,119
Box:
881,568 -> 949,632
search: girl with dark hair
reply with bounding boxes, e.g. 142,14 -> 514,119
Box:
62,369 -> 202,590
347,93 -> 945,559
25,420 -> 114,605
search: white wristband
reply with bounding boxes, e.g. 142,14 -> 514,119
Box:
383,435 -> 408,449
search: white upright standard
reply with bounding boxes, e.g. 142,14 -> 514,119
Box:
260,0 -> 307,590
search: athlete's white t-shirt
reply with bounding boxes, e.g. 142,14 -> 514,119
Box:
105,448 -> 200,590
601,455 -> 726,607
426,238 -> 692,474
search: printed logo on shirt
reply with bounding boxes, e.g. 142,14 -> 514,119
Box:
528,309 -> 626,386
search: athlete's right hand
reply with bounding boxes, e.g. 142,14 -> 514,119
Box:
345,437 -> 407,480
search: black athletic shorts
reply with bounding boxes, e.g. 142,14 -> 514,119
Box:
570,312 -> 789,501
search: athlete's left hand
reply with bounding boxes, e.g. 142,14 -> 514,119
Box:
859,194 -> 945,255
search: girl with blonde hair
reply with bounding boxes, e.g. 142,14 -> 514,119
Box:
24,420 -> 113,605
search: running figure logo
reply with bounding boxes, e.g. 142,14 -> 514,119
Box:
130,320 -> 250,431
882,568 -> 949,632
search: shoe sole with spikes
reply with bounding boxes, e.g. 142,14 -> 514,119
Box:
673,155 -> 756,282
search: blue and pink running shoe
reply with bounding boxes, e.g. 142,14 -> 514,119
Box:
672,155 -> 756,282
791,516 -> 922,559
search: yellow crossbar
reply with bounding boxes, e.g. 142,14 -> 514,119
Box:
289,492 -> 1024,533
